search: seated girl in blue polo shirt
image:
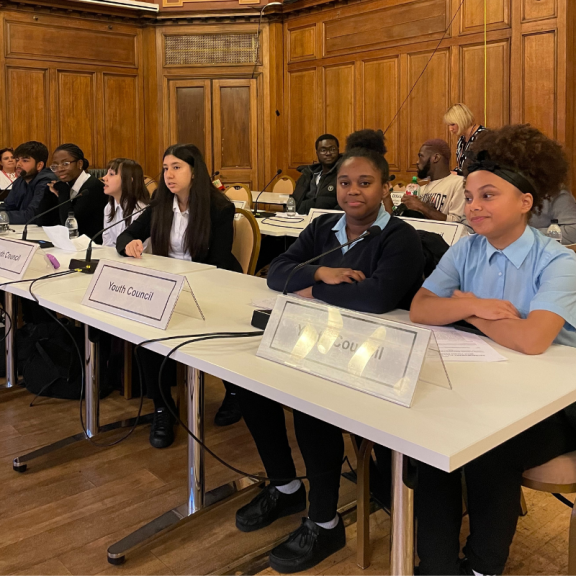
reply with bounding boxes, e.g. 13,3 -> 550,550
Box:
410,124 -> 576,576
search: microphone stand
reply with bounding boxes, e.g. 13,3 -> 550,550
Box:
69,205 -> 148,273
253,170 -> 282,218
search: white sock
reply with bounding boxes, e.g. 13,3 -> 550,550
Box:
472,569 -> 495,576
314,515 -> 339,530
276,479 -> 302,495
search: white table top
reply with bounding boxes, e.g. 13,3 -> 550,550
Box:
12,264 -> 576,473
251,191 -> 290,205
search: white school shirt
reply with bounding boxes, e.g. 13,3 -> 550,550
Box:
0,171 -> 16,190
102,200 -> 147,247
169,194 -> 190,260
419,173 -> 466,223
70,170 -> 91,199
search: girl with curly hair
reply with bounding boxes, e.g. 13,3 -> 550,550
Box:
410,124 -> 576,575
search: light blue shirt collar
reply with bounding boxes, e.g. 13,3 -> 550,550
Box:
332,204 -> 390,254
485,225 -> 535,270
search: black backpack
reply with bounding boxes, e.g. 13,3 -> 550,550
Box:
16,319 -> 85,400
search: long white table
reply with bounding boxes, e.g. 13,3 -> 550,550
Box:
4,231 -> 576,574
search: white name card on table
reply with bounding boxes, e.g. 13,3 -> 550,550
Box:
307,208 -> 343,226
0,237 -> 39,280
232,200 -> 248,210
82,260 -> 204,329
399,217 -> 467,246
391,192 -> 404,206
257,295 -> 451,407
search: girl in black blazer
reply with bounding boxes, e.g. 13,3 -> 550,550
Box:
117,144 -> 241,448
48,144 -> 108,240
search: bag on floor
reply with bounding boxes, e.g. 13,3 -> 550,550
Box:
17,319 -> 85,400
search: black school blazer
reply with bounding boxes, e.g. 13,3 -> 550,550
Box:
116,200 -> 242,272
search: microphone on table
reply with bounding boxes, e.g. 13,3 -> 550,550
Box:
22,189 -> 84,244
253,169 -> 282,218
251,225 -> 383,330
69,205 -> 148,274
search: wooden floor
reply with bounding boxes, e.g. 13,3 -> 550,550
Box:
0,376 -> 573,575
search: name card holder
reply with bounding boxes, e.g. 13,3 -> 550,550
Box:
257,296 -> 451,407
0,237 -> 39,281
82,259 -> 204,330
399,216 -> 467,246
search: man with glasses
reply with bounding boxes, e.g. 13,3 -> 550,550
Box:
4,141 -> 57,224
292,134 -> 342,215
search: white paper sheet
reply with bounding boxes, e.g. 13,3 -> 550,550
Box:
429,326 -> 507,362
42,226 -> 93,252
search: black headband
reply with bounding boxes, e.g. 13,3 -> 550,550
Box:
466,151 -> 537,197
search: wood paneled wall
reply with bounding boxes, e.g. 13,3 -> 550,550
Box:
280,0 -> 575,186
0,8 -> 144,170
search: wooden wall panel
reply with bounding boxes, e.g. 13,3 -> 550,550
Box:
324,0 -> 446,56
167,79 -> 212,168
323,64 -> 355,147
287,68 -> 318,168
57,72 -> 96,164
461,0 -> 510,34
212,79 -> 258,187
6,22 -> 137,67
406,49 -> 450,170
361,57 -> 400,170
103,74 -> 141,161
522,31 -> 557,138
461,40 -> 510,130
6,67 -> 49,147
288,26 -> 316,63
522,0 -> 557,22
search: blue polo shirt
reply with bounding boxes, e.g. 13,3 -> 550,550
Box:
423,225 -> 576,348
332,205 -> 391,254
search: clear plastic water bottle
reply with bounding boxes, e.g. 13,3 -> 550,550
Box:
546,219 -> 562,243
286,196 -> 296,217
65,211 -> 79,239
405,176 -> 420,196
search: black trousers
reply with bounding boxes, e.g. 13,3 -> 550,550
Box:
237,387 -> 344,522
137,348 -> 237,408
416,411 -> 576,575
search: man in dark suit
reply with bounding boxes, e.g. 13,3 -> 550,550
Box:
291,134 -> 343,215
4,141 -> 57,224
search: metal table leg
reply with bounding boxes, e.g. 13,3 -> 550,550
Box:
2,292 -> 18,389
12,325 -> 153,472
390,451 -> 415,576
107,367 -> 259,565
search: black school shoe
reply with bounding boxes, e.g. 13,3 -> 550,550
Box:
236,484 -> 306,532
149,406 -> 176,449
269,516 -> 346,573
214,390 -> 242,427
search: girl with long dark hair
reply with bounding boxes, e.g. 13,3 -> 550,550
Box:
117,144 -> 241,448
102,158 -> 150,247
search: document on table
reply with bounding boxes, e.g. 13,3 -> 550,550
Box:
42,226 -> 95,252
430,326 -> 507,362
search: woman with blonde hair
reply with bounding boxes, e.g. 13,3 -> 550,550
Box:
443,103 -> 487,175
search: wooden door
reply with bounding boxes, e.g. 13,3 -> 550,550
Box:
168,79 -> 212,170
212,79 -> 258,189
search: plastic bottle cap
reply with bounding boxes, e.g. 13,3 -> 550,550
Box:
551,219 -> 559,224
68,211 -> 74,217
412,176 -> 418,182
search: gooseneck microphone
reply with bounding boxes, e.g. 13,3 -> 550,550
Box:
253,169 -> 282,218
69,205 -> 148,273
22,189 -> 84,242
282,225 -> 382,295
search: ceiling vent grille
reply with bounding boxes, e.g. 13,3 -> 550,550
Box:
165,34 -> 258,65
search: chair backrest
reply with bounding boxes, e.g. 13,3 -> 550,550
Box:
88,168 -> 107,181
144,175 -> 158,197
225,184 -> 252,208
232,208 -> 261,275
272,176 -> 296,195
